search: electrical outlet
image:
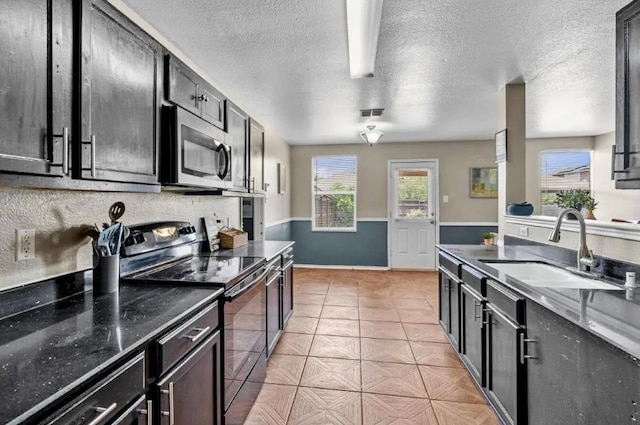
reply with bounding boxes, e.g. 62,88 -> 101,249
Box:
16,229 -> 36,261
519,226 -> 529,237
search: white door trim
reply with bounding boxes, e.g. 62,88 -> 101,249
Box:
387,159 -> 440,270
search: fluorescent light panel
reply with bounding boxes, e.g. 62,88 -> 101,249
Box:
346,0 -> 384,78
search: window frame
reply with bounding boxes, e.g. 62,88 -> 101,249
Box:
311,155 -> 357,232
538,149 -> 593,217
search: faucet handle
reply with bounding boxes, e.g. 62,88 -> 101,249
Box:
579,251 -> 599,269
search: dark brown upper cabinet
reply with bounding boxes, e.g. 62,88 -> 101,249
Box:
616,0 -> 640,189
225,100 -> 249,191
75,0 -> 161,186
166,54 -> 226,130
0,0 -> 73,178
248,119 -> 265,192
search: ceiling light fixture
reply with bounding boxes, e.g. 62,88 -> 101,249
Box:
346,0 -> 384,78
360,125 -> 383,145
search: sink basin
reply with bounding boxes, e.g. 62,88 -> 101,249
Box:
481,261 -> 623,290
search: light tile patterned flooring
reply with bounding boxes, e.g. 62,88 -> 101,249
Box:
244,268 -> 500,425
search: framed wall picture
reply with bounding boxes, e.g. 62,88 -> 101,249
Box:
277,163 -> 286,194
470,167 -> 498,198
495,129 -> 508,163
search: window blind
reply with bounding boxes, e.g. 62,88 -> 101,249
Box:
312,156 -> 357,230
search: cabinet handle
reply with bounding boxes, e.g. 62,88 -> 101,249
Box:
473,300 -> 481,321
482,308 -> 491,325
82,135 -> 96,177
138,400 -> 153,425
52,127 -> 70,174
87,402 -> 117,425
198,94 -> 209,102
160,382 -> 175,425
182,326 -> 210,343
520,334 -> 538,364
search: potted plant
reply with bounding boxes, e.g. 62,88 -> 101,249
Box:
583,197 -> 599,220
554,189 -> 597,219
483,231 -> 495,246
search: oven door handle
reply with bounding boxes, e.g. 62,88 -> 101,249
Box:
225,269 -> 268,302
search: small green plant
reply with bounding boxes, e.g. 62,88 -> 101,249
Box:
554,189 -> 597,212
482,231 -> 495,240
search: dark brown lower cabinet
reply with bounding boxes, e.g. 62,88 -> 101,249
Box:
526,301 -> 640,425
439,268 -> 461,350
154,331 -> 222,425
281,252 -> 294,326
485,303 -> 526,425
460,284 -> 485,385
267,266 -> 281,356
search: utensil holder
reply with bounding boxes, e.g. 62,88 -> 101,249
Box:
93,254 -> 120,295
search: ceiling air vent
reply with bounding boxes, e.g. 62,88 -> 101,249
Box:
360,108 -> 384,118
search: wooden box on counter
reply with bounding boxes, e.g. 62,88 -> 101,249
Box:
218,228 -> 248,248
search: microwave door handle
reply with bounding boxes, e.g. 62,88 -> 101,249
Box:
217,144 -> 230,180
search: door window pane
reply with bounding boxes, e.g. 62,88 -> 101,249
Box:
395,169 -> 429,218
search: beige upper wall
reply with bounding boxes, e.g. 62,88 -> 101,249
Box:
291,140 -> 499,222
592,132 -> 640,221
263,130 -> 291,226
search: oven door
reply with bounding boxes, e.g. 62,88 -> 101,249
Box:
169,107 -> 231,189
223,267 -> 267,413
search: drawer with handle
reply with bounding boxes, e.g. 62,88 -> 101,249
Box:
281,248 -> 294,269
153,302 -> 219,377
45,353 -> 146,425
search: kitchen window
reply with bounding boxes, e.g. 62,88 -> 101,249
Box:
540,150 -> 591,216
312,155 -> 357,231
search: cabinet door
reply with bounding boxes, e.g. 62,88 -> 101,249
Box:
460,284 -> 485,385
0,0 -> 72,177
616,2 -> 640,188
200,85 -> 225,130
449,276 -> 460,351
156,331 -> 222,425
248,119 -> 265,192
225,101 -> 249,190
526,301 -> 640,425
282,263 -> 294,327
166,55 -> 200,116
438,271 -> 450,334
267,273 -> 281,356
78,0 -> 160,185
486,305 -> 525,425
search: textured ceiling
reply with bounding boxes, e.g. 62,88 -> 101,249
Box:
121,0 -> 629,145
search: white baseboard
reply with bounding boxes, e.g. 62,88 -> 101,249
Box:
294,264 -> 390,271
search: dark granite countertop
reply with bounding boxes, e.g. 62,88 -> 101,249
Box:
438,245 -> 640,359
216,240 -> 294,262
0,271 -> 224,425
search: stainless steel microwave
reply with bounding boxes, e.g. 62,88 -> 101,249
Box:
161,106 -> 232,189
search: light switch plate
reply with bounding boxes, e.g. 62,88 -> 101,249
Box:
16,229 -> 35,261
443,195 -> 449,203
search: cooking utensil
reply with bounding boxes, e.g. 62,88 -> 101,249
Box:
108,202 -> 126,224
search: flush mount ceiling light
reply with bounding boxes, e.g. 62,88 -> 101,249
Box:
360,125 -> 383,145
346,0 -> 384,78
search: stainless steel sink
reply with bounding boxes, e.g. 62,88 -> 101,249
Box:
481,261 -> 623,290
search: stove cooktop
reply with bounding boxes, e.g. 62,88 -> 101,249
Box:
125,255 -> 265,289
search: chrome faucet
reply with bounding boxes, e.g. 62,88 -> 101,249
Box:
548,208 -> 599,273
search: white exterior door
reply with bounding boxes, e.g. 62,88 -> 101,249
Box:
388,160 -> 438,270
